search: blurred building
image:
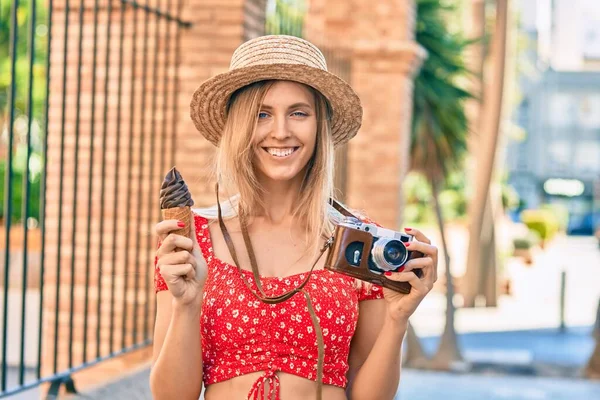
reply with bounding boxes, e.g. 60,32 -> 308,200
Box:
507,0 -> 600,234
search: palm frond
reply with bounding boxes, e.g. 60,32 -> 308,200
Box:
411,0 -> 475,184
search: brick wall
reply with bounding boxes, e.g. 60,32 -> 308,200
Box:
305,0 -> 426,229
171,0 -> 266,207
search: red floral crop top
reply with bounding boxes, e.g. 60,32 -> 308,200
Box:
154,213 -> 384,399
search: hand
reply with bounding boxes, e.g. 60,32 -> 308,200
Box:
155,219 -> 208,309
382,228 -> 438,323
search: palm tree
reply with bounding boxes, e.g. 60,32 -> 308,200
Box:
406,0 -> 475,369
463,0 -> 509,307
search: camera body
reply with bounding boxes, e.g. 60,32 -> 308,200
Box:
325,217 -> 422,294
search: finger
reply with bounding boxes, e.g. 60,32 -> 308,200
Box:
159,263 -> 195,281
404,227 -> 431,245
157,250 -> 197,270
385,271 -> 429,293
401,256 -> 434,274
156,233 -> 193,256
155,219 -> 188,240
405,240 -> 437,259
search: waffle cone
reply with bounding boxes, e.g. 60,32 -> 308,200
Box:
161,206 -> 192,238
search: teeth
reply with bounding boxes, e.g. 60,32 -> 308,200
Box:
267,147 -> 295,157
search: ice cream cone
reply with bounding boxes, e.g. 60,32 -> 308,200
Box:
161,206 -> 192,238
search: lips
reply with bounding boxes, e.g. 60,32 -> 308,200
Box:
263,147 -> 299,157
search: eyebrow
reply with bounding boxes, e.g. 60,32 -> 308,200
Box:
261,102 -> 314,111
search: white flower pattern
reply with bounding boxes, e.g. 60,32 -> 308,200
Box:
154,214 -> 384,393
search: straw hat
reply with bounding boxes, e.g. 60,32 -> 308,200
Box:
190,35 -> 362,147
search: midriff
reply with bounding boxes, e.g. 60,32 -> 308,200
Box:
204,371 -> 348,400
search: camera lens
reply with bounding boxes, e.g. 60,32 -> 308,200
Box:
384,241 -> 406,265
372,238 -> 408,272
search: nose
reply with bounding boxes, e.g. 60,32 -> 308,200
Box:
270,115 -> 291,140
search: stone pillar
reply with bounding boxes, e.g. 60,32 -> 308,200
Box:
306,0 -> 426,229
174,0 -> 266,206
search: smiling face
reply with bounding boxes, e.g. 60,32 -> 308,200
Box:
252,81 -> 318,185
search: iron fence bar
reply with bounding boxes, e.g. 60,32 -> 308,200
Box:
109,0 -> 127,355
121,0 -> 140,350
132,0 -> 152,345
19,0 -> 37,386
0,340 -> 152,400
38,0 -> 54,381
151,0 -> 174,340
53,0 -> 70,376
68,0 -> 86,369
97,0 -> 113,360
1,0 -> 193,396
2,0 -> 19,391
82,0 -> 101,364
170,0 -> 183,168
120,0 -> 191,27
143,0 -> 163,342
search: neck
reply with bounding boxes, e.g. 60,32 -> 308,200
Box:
253,174 -> 305,225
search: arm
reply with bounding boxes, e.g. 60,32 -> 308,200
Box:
149,218 -> 208,400
346,299 -> 406,400
346,227 -> 438,400
149,291 -> 203,400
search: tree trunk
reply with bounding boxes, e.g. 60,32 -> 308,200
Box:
585,298 -> 600,379
430,180 -> 464,369
477,190 -> 499,306
463,0 -> 509,307
403,322 -> 429,368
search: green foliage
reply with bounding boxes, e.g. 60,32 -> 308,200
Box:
1,0 -> 48,224
521,209 -> 560,241
501,181 -> 520,211
1,0 -> 49,126
406,0 -> 474,224
265,0 -> 306,37
512,237 -> 531,250
513,230 -> 540,250
403,170 -> 468,225
403,172 -> 434,224
540,203 -> 570,232
411,0 -> 474,190
0,159 -> 41,223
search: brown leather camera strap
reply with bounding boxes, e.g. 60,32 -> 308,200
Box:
329,198 -> 357,219
215,183 -> 328,400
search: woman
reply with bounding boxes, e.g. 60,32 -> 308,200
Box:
151,35 -> 438,400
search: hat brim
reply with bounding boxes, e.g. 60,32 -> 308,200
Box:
190,64 -> 362,147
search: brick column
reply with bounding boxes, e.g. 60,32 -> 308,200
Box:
306,0 -> 426,228
174,0 -> 266,206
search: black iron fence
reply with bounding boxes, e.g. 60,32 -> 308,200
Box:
0,0 -> 191,398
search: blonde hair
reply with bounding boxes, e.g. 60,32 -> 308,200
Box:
213,80 -> 336,250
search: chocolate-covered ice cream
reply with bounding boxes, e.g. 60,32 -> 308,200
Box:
160,167 -> 194,238
160,167 -> 194,209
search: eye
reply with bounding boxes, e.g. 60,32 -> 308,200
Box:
291,111 -> 308,117
258,112 -> 269,119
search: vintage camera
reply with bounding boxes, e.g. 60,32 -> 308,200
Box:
325,217 -> 423,294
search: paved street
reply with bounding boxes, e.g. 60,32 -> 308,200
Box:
6,236 -> 600,400
77,366 -> 600,400
395,369 -> 600,400
411,235 -> 600,337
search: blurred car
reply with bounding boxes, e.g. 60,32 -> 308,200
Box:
567,211 -> 600,236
